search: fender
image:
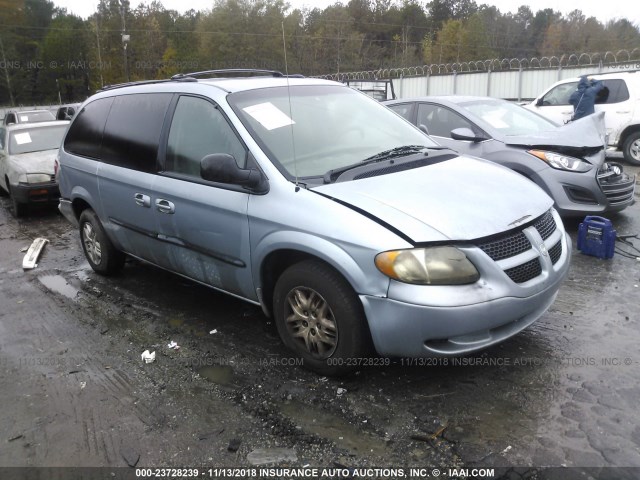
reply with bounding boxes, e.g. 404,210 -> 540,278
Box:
251,230 -> 390,298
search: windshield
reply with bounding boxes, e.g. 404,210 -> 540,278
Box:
229,85 -> 437,178
461,100 -> 559,136
9,125 -> 67,155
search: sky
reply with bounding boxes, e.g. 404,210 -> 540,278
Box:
51,0 -> 639,27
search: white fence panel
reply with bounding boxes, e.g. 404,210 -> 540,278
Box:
456,72 -> 489,96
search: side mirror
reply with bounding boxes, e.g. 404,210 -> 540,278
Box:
535,97 -> 544,107
200,154 -> 267,193
418,124 -> 429,135
451,127 -> 486,142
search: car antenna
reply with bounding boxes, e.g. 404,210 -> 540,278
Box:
281,21 -> 299,192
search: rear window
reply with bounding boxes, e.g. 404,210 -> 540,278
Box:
18,111 -> 55,123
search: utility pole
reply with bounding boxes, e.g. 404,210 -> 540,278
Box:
94,17 -> 104,87
0,36 -> 15,106
119,1 -> 130,82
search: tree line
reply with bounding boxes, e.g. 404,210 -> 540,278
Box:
0,0 -> 639,106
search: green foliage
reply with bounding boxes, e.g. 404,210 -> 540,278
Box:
0,0 -> 639,105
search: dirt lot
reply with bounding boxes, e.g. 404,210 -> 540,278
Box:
0,162 -> 639,480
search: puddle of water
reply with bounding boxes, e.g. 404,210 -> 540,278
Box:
197,365 -> 234,386
39,275 -> 79,300
281,400 -> 387,455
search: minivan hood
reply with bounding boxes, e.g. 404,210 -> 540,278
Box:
504,111 -> 606,149
312,155 -> 553,243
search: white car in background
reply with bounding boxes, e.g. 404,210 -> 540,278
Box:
524,70 -> 640,165
0,120 -> 69,216
2,109 -> 56,126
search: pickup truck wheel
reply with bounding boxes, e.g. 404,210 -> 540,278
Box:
79,209 -> 125,275
273,259 -> 372,376
622,131 -> 640,166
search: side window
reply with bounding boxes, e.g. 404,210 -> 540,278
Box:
388,103 -> 413,121
599,79 -> 629,104
165,96 -> 246,178
0,128 -> 5,149
541,82 -> 578,106
101,93 -> 173,173
417,104 -> 473,138
64,97 -> 114,159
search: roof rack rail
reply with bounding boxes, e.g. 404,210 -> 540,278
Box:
98,78 -> 187,92
576,69 -> 640,78
171,69 -> 285,81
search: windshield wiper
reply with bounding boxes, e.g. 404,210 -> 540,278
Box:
323,145 -> 448,184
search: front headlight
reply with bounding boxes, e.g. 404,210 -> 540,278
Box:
18,173 -> 53,184
375,246 -> 479,285
528,150 -> 592,172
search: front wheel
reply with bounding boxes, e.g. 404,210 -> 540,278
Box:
273,259 -> 372,376
622,131 -> 640,166
8,184 -> 27,217
79,209 -> 125,275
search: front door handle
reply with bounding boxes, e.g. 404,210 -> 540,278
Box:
155,199 -> 175,214
134,193 -> 151,208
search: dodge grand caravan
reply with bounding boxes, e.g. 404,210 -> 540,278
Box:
57,70 -> 571,375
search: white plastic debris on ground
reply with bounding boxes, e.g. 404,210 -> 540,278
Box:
209,329 -> 218,335
22,238 -> 49,269
141,350 -> 156,363
167,341 -> 179,350
337,387 -> 347,396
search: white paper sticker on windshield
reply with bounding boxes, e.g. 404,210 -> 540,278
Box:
20,115 -> 29,122
243,102 -> 295,131
14,132 -> 32,145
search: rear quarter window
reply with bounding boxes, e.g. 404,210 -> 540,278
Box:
597,79 -> 630,104
64,97 -> 114,159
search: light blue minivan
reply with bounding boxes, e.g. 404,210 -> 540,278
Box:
57,70 -> 571,375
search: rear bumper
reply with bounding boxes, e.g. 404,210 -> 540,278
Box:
58,198 -> 78,227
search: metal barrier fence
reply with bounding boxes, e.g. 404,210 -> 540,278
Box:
319,48 -> 640,101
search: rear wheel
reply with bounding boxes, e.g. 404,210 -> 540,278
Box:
622,131 -> 640,166
79,209 -> 125,275
273,259 -> 372,376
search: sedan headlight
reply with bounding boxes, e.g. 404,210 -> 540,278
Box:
18,173 -> 53,184
375,246 -> 479,285
528,150 -> 592,172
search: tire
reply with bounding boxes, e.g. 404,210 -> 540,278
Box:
622,131 -> 640,166
79,209 -> 125,275
8,184 -> 27,217
273,259 -> 372,376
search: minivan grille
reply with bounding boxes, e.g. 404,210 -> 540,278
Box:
505,258 -> 542,284
475,209 -> 560,285
478,231 -> 531,261
549,240 -> 563,265
533,210 -> 556,240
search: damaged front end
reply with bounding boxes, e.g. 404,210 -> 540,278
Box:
597,161 -> 637,209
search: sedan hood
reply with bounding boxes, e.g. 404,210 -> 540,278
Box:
312,155 -> 553,243
504,111 -> 606,149
8,149 -> 57,176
